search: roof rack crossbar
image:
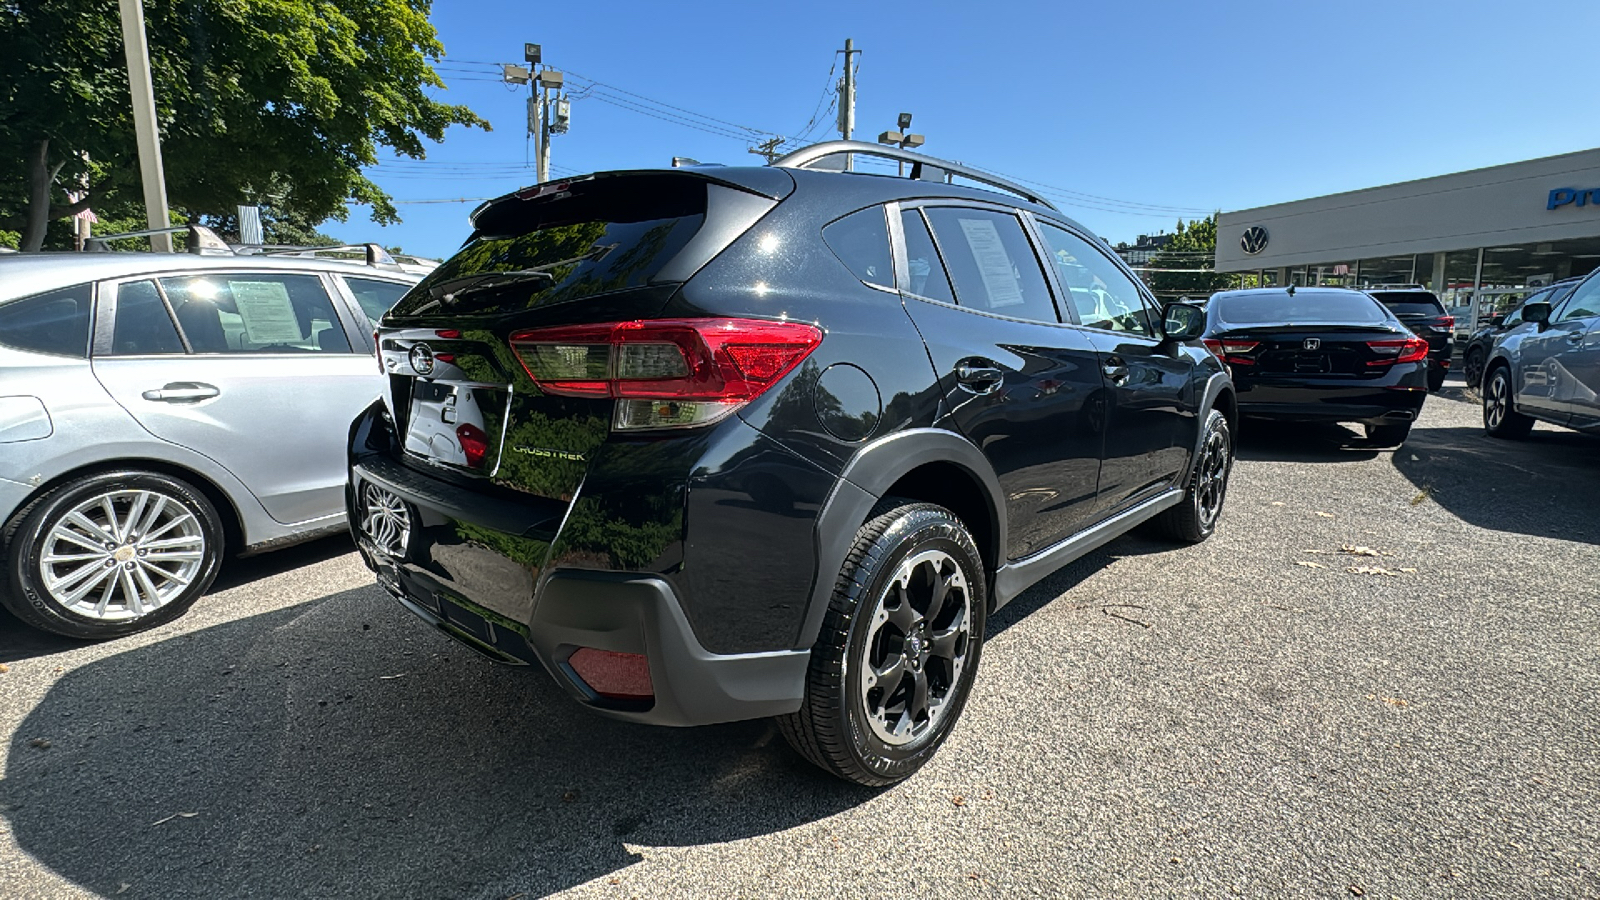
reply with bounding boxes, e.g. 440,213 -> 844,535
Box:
769,141 -> 1058,211
84,224 -> 233,255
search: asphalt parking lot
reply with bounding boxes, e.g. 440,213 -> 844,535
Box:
2,377 -> 1596,899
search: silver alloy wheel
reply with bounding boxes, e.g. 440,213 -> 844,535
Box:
360,482 -> 411,557
1195,423 -> 1231,528
858,548 -> 972,746
1485,369 -> 1509,429
38,489 -> 205,622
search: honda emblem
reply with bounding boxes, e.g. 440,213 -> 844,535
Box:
1302,338 -> 1321,351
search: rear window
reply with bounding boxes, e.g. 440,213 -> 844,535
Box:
393,175 -> 709,318
1214,292 -> 1388,326
1368,292 -> 1444,316
0,284 -> 93,357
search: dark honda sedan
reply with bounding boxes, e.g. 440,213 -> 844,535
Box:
1202,287 -> 1428,445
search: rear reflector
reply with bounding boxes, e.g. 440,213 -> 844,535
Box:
568,648 -> 653,700
509,318 -> 823,430
1366,337 -> 1430,365
455,422 -> 489,468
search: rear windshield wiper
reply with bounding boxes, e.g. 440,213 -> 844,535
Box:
426,243 -> 621,302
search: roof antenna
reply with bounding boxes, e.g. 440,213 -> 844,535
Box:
1286,284 -> 1296,297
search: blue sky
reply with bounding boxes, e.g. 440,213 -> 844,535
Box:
324,0 -> 1600,258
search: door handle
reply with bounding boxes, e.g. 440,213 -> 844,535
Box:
1102,355 -> 1130,386
141,382 -> 220,403
955,360 -> 1004,394
1567,331 -> 1586,345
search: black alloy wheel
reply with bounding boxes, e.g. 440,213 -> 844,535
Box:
1462,346 -> 1486,389
1,471 -> 224,639
1147,408 -> 1232,543
778,500 -> 986,787
1483,364 -> 1534,439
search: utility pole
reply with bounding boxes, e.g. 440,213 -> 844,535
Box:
117,0 -> 172,252
510,44 -> 567,184
536,68 -> 564,183
748,136 -> 784,164
837,38 -> 858,170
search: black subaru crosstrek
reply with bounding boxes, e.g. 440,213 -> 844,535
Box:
347,141 -> 1236,786
1364,286 -> 1454,391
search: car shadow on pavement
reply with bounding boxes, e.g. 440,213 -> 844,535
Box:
0,587 -> 873,899
1393,425 -> 1600,545
1234,419 -> 1383,463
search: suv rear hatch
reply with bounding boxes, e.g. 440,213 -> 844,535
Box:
377,168 -> 794,502
1368,291 -> 1453,352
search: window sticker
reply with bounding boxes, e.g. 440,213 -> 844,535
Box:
957,217 -> 1024,308
228,281 -> 302,343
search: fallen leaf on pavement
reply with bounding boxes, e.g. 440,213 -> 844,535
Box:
0,663 -> 10,674
379,674 -> 406,680
1296,561 -> 1326,569
1315,511 -> 1335,518
1339,545 -> 1383,557
29,738 -> 50,749
1409,488 -> 1432,506
1270,501 -> 1285,506
1400,568 -> 1418,573
1347,566 -> 1401,577
951,795 -> 967,807
151,812 -> 199,826
1381,697 -> 1408,708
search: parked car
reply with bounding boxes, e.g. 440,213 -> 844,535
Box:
347,141 -> 1237,786
1482,267 -> 1600,438
0,237 -> 418,639
1364,285 -> 1454,391
1460,278 -> 1580,388
1200,286 -> 1428,445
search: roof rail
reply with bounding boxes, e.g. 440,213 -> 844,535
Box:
255,243 -> 402,270
770,140 -> 1058,211
1364,283 -> 1429,291
84,224 -> 234,255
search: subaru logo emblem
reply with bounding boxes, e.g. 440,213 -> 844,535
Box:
409,343 -> 435,376
1240,226 -> 1269,255
1303,338 -> 1321,351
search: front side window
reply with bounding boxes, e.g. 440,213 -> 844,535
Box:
108,281 -> 185,356
821,206 -> 893,289
1036,221 -> 1151,334
0,284 -> 93,357
159,273 -> 352,353
1554,275 -> 1600,322
922,207 -> 1057,324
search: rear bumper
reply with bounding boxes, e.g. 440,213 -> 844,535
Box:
1235,369 -> 1428,424
349,460 -> 809,727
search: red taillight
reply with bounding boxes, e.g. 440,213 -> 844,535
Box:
1202,338 -> 1259,365
455,422 -> 489,468
435,329 -> 461,339
567,648 -> 653,701
508,318 -> 823,430
1366,337 -> 1430,365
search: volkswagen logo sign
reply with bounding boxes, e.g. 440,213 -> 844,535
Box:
1302,338 -> 1322,351
1240,226 -> 1269,255
409,343 -> 436,376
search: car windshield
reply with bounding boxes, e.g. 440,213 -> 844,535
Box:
1214,292 -> 1387,326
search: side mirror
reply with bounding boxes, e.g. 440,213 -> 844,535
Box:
1161,302 -> 1207,342
1523,301 -> 1552,326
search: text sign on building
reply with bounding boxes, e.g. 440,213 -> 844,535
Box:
1548,187 -> 1600,210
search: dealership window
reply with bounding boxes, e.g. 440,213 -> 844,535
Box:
1357,255 -> 1417,287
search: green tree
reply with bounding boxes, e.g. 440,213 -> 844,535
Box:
0,0 -> 489,250
1145,214 -> 1239,298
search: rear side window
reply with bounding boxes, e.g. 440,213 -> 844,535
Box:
344,277 -> 412,325
922,208 -> 1057,324
1369,292 -> 1445,317
109,281 -> 185,356
159,273 -> 353,354
0,284 -> 93,357
397,175 -> 712,318
821,207 -> 893,288
899,210 -> 956,304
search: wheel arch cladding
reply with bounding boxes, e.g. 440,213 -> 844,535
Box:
7,460 -> 242,556
794,428 -> 1005,649
1185,375 -> 1236,490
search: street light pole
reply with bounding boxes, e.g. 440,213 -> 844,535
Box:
877,112 -> 925,178
117,0 -> 172,252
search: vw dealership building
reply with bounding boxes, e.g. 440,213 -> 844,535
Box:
1213,148 -> 1600,325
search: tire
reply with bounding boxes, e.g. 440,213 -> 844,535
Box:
1364,422 -> 1412,446
1147,408 -> 1232,544
1482,364 -> 1534,439
1426,362 -> 1447,392
778,500 -> 986,787
1462,346 -> 1486,389
1,470 -> 224,639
